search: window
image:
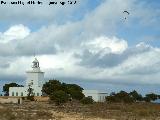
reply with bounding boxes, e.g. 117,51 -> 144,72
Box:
21,92 -> 23,96
16,92 -> 18,96
12,92 -> 14,96
37,93 -> 39,96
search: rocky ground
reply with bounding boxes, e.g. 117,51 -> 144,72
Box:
1,101 -> 160,120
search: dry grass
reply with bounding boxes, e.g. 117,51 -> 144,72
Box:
0,102 -> 160,120
85,102 -> 160,119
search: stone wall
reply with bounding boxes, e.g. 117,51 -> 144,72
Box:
0,97 -> 22,104
34,96 -> 49,102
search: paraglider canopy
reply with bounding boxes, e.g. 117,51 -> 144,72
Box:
123,10 -> 130,20
123,11 -> 130,14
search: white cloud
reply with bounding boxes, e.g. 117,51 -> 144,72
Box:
1,34 -> 160,86
82,36 -> 128,54
0,24 -> 30,43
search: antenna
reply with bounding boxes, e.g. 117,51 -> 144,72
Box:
34,50 -> 36,58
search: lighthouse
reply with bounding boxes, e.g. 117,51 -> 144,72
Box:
9,58 -> 45,97
26,58 -> 44,88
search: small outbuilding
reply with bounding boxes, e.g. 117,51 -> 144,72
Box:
83,90 -> 107,102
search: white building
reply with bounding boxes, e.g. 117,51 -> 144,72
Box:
9,58 -> 45,97
9,58 -> 107,102
83,90 -> 107,102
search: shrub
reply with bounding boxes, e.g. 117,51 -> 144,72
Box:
129,90 -> 143,102
42,80 -> 62,96
69,90 -> 84,100
143,97 -> 151,102
22,97 -> 26,100
50,90 -> 69,105
42,80 -> 85,103
106,91 -> 134,103
145,93 -> 158,101
27,95 -> 35,101
81,97 -> 94,104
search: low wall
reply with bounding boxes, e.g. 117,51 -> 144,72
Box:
0,97 -> 22,104
34,96 -> 49,102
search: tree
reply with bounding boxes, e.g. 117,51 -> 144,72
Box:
27,85 -> 34,101
42,80 -> 62,95
106,91 -> 134,103
65,84 -> 84,100
50,90 -> 69,105
145,93 -> 158,102
106,90 -> 160,103
106,96 -> 118,103
81,97 -> 94,104
65,84 -> 83,92
129,90 -> 143,102
3,83 -> 23,96
69,90 -> 84,100
157,95 -> 160,99
143,97 -> 151,102
42,79 -> 85,104
27,85 -> 34,96
116,91 -> 134,103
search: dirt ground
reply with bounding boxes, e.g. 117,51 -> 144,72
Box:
1,101 -> 160,120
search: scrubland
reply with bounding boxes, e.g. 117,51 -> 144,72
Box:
0,101 -> 160,120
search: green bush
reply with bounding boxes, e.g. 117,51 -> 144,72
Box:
145,93 -> 158,101
50,90 -> 69,105
81,97 -> 94,104
129,90 -> 143,102
106,91 -> 135,103
42,80 -> 62,96
42,80 -> 85,104
143,97 -> 151,102
69,90 -> 84,100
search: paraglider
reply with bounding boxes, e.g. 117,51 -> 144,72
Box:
123,10 -> 130,20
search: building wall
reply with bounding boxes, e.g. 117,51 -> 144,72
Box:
34,96 -> 49,102
32,86 -> 43,96
0,97 -> 22,104
83,90 -> 99,102
98,93 -> 108,102
83,90 -> 107,102
9,87 -> 27,96
26,71 -> 44,87
9,86 -> 42,97
37,73 -> 45,87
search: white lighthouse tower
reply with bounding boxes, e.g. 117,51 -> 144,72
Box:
9,58 -> 45,96
26,58 -> 44,88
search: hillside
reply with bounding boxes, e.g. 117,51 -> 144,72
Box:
1,101 -> 160,120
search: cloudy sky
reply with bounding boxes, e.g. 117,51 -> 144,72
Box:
0,0 -> 160,94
